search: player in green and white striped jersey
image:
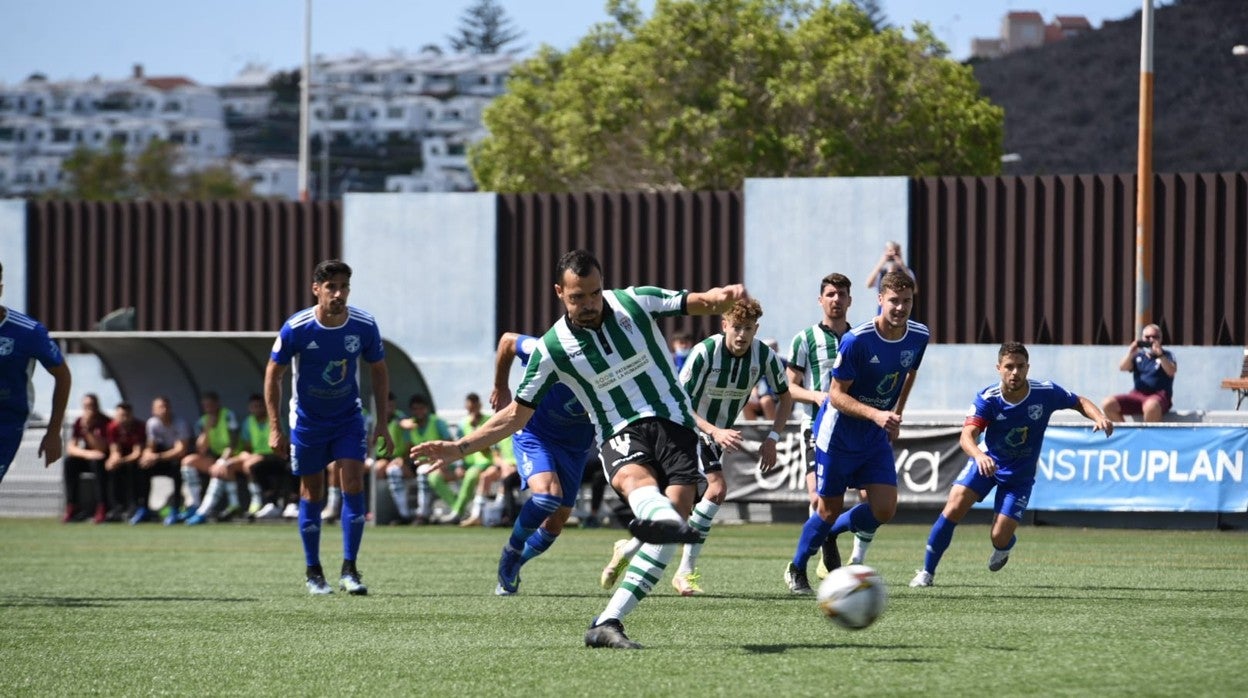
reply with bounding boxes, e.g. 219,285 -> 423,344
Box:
786,272 -> 854,578
411,249 -> 749,650
599,298 -> 793,597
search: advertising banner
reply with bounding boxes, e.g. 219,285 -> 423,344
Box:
722,423 -> 1248,513
721,423 -> 965,505
1030,426 -> 1248,513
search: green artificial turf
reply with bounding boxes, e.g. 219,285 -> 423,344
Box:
1,520 -> 1244,696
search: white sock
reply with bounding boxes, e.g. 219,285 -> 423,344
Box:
471,494 -> 487,518
326,486 -> 341,510
197,478 -> 221,516
599,542 -> 675,622
678,499 -> 720,574
224,481 -> 240,508
626,485 -> 682,525
850,531 -> 875,565
183,466 -> 202,508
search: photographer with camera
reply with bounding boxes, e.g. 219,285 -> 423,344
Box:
865,241 -> 914,290
1101,324 -> 1177,423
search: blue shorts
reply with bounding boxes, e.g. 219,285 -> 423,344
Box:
290,419 -> 368,477
812,404 -> 896,497
955,460 -> 1034,521
513,430 -> 590,508
0,424 -> 23,484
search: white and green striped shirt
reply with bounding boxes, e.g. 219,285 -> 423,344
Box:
788,323 -> 843,420
515,286 -> 696,443
680,335 -> 789,429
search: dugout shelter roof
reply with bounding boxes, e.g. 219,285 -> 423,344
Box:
51,332 -> 432,429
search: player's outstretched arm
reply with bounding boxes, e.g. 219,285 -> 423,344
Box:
1073,395 -> 1114,437
410,401 -> 534,468
686,284 -> 749,316
39,362 -> 72,466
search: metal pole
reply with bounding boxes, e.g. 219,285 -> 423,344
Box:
297,0 -> 312,202
1134,0 -> 1155,337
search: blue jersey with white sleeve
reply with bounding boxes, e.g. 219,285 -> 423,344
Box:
514,334 -> 595,455
966,379 -> 1078,481
827,319 -> 929,449
270,306 -> 384,434
0,308 -> 65,427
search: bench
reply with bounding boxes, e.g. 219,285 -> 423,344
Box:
1222,348 -> 1248,410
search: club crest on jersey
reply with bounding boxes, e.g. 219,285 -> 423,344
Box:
899,350 -> 916,368
619,316 -> 633,333
1028,404 -> 1044,420
0,337 -> 13,356
344,334 -> 361,353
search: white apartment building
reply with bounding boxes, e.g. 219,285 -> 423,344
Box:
0,66 -> 231,197
304,50 -> 515,193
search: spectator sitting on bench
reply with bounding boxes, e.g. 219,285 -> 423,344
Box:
1101,324 -> 1177,423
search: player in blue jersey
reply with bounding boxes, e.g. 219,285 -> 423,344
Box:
785,270 -> 928,594
488,331 -> 596,596
0,261 -> 72,486
264,260 -> 392,596
910,342 -> 1113,586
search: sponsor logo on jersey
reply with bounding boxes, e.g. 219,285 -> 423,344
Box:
869,355 -> 880,364
875,371 -> 900,396
1005,425 -> 1029,447
900,349 -> 916,368
322,359 -> 349,385
1028,404 -> 1044,421
0,337 -> 13,356
345,334 -> 361,353
307,340 -> 319,350
996,412 -> 1008,420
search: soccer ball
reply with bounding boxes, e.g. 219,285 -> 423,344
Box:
816,564 -> 887,630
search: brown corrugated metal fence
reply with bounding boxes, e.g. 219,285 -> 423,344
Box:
496,191 -> 744,340
22,173 -> 1246,346
26,200 -> 341,332
910,173 -> 1248,346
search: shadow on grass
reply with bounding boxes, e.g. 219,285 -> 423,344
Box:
742,643 -> 931,655
0,594 -> 259,608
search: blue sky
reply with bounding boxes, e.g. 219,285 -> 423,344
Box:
1,0 -> 1149,86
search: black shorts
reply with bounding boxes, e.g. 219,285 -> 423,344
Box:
698,433 -> 724,474
598,417 -> 703,491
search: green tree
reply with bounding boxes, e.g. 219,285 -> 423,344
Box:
61,142 -> 129,200
471,0 -> 1003,192
448,0 -> 523,54
852,0 -> 888,31
56,140 -> 255,200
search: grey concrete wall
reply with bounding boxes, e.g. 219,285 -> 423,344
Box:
0,199 -> 27,311
743,177 -> 910,350
342,192 -> 497,414
906,344 -> 1245,416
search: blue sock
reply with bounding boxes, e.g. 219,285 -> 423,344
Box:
830,502 -> 881,537
923,515 -> 957,574
298,498 -> 324,567
520,527 -> 558,565
792,513 -> 835,569
995,535 -> 1017,552
341,491 -> 365,563
508,493 -> 560,551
